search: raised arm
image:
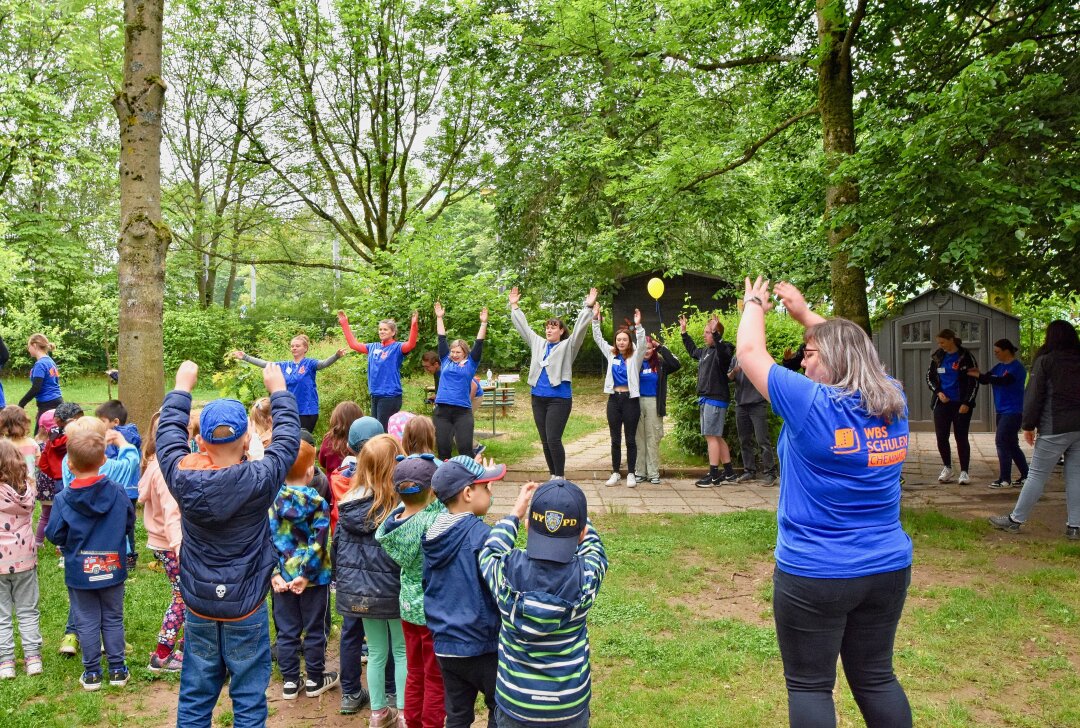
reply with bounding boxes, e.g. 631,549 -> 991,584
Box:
735,276 -> 777,401
657,344 -> 682,374
774,281 -> 826,328
232,351 -> 269,368
472,307 -> 488,363
591,304 -> 611,358
337,311 -> 369,354
509,287 -> 542,347
630,309 -> 646,364
434,301 -> 447,337
158,362 -> 199,488
316,349 -> 346,370
258,366 -> 302,500
568,288 -> 600,356
400,311 -> 420,354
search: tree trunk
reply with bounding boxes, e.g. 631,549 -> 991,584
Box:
113,0 -> 168,435
223,259 -> 238,309
816,0 -> 870,333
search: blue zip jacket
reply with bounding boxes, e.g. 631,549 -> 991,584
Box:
46,474 -> 135,590
157,389 -> 301,620
62,444 -> 141,492
422,512 -> 499,657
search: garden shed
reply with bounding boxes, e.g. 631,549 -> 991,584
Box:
613,270 -> 736,336
875,289 -> 1020,432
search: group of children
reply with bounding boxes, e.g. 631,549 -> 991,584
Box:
0,357 -> 608,728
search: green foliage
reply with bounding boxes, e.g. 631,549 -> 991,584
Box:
162,306 -> 251,374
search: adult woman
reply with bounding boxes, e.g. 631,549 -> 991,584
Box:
634,334 -> 681,485
926,329 -> 979,484
338,310 -> 420,430
509,285 -> 598,479
990,321 -> 1080,539
592,305 -> 646,487
737,276 -> 912,728
18,334 -> 63,429
432,302 -> 488,459
232,335 -> 347,432
968,339 -> 1028,488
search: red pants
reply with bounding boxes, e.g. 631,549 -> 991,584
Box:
402,620 -> 446,728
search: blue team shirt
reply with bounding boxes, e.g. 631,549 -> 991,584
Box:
31,356 -> 62,403
768,365 -> 912,579
699,397 -> 728,409
639,360 -> 659,397
989,359 -> 1026,415
531,343 -> 572,399
610,355 -> 628,387
436,355 -> 480,408
938,352 -> 961,400
280,358 -> 320,415
366,341 -> 406,397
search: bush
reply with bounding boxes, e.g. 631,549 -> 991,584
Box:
162,305 -> 253,374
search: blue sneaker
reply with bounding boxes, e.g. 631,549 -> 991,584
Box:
109,666 -> 130,687
80,671 -> 103,691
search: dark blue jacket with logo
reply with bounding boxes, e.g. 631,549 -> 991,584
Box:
46,474 -> 135,590
157,389 -> 300,620
332,491 -> 401,620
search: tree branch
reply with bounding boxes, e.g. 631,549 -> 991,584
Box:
663,51 -> 803,71
840,0 -> 869,61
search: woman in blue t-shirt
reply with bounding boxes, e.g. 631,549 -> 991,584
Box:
634,334 -> 681,485
231,334 -> 347,432
432,301 -> 488,459
591,305 -> 646,487
736,276 -> 913,728
338,310 -> 420,430
968,338 -> 1028,488
925,329 -> 979,484
18,334 -> 64,430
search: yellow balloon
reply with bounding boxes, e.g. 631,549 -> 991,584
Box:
647,277 -> 665,300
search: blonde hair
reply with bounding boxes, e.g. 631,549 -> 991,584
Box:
347,434 -> 404,526
0,439 -> 29,494
250,397 -> 272,439
67,427 -> 106,472
448,339 -> 471,358
379,319 -> 398,337
65,417 -> 107,438
402,415 -> 436,455
28,333 -> 55,353
806,319 -> 907,422
291,334 -> 311,351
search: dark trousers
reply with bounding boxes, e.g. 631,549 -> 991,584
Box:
995,412 -> 1028,482
531,396 -> 573,476
371,395 -> 403,431
126,498 -> 138,561
340,616 -> 397,696
434,404 -> 475,460
35,398 -> 63,435
70,583 -> 126,673
773,566 -> 912,728
736,401 -> 775,473
438,653 -> 497,728
271,584 -> 329,682
933,400 -> 973,471
606,392 -> 640,472
299,414 -> 319,432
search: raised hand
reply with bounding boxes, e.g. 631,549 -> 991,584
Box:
512,481 -> 540,520
434,301 -> 446,319
634,308 -> 642,326
175,361 -> 199,393
508,286 -> 521,308
230,350 -> 245,360
479,307 -> 489,324
411,310 -> 419,324
678,314 -> 688,332
263,362 -> 286,394
592,302 -> 601,320
584,287 -> 599,307
336,309 -> 346,318
336,348 -> 348,358
744,276 -> 774,312
774,281 -> 808,318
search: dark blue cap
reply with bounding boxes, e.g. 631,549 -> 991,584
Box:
199,399 -> 248,444
526,479 -> 587,563
393,453 -> 439,494
431,455 -> 507,502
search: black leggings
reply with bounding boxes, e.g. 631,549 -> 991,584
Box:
35,398 -> 63,435
531,396 -> 573,476
434,404 -> 475,460
299,414 -> 319,433
773,566 -> 912,728
933,400 -> 973,471
606,393 -> 640,473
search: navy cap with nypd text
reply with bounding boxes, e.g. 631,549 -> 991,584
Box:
526,479 -> 587,563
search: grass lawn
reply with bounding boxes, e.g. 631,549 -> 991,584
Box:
1,374 -> 223,413
3,508 -> 1079,726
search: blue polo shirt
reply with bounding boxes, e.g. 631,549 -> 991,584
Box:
366,341 -> 406,398
610,355 -> 628,388
31,356 -> 62,403
989,359 -> 1026,415
768,364 -> 912,579
531,343 -> 571,399
639,360 -> 659,397
939,352 -> 961,400
280,358 -> 320,415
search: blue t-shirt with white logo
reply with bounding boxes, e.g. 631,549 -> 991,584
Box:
768,365 -> 912,579
938,352 -> 961,400
31,356 -> 62,403
436,354 -> 480,409
989,359 -> 1026,415
639,360 -> 659,397
531,343 -> 571,399
366,342 -> 406,398
610,355 -> 628,387
280,358 -> 320,416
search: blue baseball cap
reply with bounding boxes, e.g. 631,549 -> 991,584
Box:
526,479 -> 588,563
393,454 -> 439,494
431,455 -> 507,502
347,417 -> 384,452
199,399 -> 248,444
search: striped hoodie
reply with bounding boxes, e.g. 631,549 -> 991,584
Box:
479,515 -> 608,726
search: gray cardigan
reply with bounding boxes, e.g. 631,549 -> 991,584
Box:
511,303 -> 594,389
591,320 -> 647,397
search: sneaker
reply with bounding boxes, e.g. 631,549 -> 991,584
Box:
306,671 -> 340,697
57,556 -> 64,568
988,479 -> 1012,489
634,472 -> 646,482
109,667 -> 130,687
340,688 -> 370,714
958,470 -> 970,484
736,471 -> 758,483
126,554 -> 138,569
719,471 -> 739,483
649,476 -> 661,485
1013,477 -> 1027,488
695,474 -> 718,488
80,671 -> 103,691
989,515 -> 1021,533
282,680 -> 300,700
25,655 -> 43,676
59,633 -> 79,656
0,661 -> 14,680
148,651 -> 183,673
1066,526 -> 1080,541
626,473 -> 637,488
938,466 -> 954,483
604,472 -> 620,486
370,706 -> 399,728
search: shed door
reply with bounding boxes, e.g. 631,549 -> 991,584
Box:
896,317 -> 936,428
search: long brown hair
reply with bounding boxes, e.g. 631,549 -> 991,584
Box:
610,327 -> 635,357
0,405 -> 31,440
142,411 -> 162,474
325,401 -> 364,456
347,434 -> 404,526
402,415 -> 436,456
0,439 -> 29,494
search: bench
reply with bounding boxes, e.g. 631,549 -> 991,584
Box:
479,385 -> 516,416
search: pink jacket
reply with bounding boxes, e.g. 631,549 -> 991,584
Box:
0,479 -> 37,573
138,457 -> 182,553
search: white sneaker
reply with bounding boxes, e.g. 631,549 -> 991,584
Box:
958,471 -> 970,484
604,472 -> 621,486
938,467 -> 954,483
626,473 -> 637,488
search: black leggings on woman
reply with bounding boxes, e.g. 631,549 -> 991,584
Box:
606,392 -> 640,473
531,396 -> 573,477
933,400 -> 973,471
299,414 -> 319,433
434,404 -> 475,460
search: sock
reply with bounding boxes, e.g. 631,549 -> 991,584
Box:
723,462 -> 734,476
155,644 -> 173,660
709,465 -> 719,479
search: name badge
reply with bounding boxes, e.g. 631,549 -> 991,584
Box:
937,367 -> 946,374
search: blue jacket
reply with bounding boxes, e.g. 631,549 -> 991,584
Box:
157,389 -> 301,620
46,474 -> 135,590
422,512 -> 499,657
106,423 -> 143,499
62,444 -> 141,496
332,491 -> 401,620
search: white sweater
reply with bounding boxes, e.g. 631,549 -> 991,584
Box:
592,321 -> 647,397
511,303 -> 594,390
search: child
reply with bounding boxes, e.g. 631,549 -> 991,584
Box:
0,439 -> 41,678
36,403 -> 81,552
269,439 -> 337,700
387,410 -> 416,442
45,425 -> 135,691
401,415 -> 436,457
329,416 -> 385,530
96,399 -> 143,567
137,412 -> 185,674
0,405 -> 39,477
319,401 -> 364,476
377,455 -> 447,728
332,434 -> 408,723
157,360 -> 300,728
423,455 -> 507,727
479,479 -> 608,728
247,396 -> 273,460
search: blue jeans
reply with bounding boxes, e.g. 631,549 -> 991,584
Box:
995,413 -> 1028,482
1011,430 -> 1080,527
178,603 -> 271,728
371,395 -> 403,431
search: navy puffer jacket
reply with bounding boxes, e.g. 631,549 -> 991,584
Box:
333,492 -> 401,620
